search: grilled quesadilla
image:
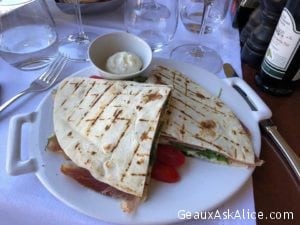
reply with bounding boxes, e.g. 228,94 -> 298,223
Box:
51,77 -> 171,212
147,65 -> 262,167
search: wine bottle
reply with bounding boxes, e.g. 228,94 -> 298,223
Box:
255,0 -> 300,96
231,0 -> 260,30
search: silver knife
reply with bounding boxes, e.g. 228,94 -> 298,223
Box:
223,63 -> 300,181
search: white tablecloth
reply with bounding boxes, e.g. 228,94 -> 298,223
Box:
0,1 -> 255,225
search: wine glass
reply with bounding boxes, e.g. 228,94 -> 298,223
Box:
124,0 -> 178,52
171,0 -> 223,74
58,0 -> 98,61
0,0 -> 59,70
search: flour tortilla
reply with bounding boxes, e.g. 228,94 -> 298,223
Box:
147,65 -> 257,166
53,77 -> 171,197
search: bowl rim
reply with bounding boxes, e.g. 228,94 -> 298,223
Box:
88,31 -> 153,80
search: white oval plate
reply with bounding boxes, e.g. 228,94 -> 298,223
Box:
29,58 -> 265,224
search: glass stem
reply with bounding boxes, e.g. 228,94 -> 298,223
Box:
73,0 -> 87,40
199,0 -> 213,35
152,0 -> 159,8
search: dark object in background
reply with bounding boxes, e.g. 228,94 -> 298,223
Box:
255,0 -> 300,96
240,6 -> 262,46
241,0 -> 287,70
231,0 -> 260,30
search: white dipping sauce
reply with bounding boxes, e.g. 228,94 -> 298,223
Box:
106,51 -> 143,74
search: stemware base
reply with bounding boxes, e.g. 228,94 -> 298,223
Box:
58,32 -> 98,61
170,44 -> 223,74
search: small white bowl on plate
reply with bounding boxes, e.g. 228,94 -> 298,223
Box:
88,32 -> 152,80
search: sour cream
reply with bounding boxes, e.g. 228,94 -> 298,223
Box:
106,51 -> 143,75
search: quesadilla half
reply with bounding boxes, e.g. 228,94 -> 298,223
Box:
52,77 -> 171,211
147,65 -> 261,167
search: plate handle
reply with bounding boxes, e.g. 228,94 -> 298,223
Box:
223,77 -> 272,121
6,112 -> 38,175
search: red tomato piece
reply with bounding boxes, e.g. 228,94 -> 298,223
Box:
156,144 -> 185,168
89,75 -> 102,79
151,162 -> 180,183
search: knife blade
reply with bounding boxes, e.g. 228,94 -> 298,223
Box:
223,63 -> 300,181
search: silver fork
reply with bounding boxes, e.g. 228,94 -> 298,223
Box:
0,54 -> 69,113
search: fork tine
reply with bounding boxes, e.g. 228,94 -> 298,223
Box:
46,55 -> 68,84
39,54 -> 64,82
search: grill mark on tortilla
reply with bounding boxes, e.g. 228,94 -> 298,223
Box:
181,92 -> 230,117
243,146 -> 250,153
168,104 -> 200,125
96,117 -> 131,122
83,81 -> 96,99
161,78 -> 228,117
172,96 -> 206,117
180,123 -> 185,139
169,120 -> 213,139
154,67 -> 201,93
153,74 -> 164,84
90,83 -> 114,108
60,99 -> 68,107
101,109 -> 122,134
141,131 -> 151,141
216,101 -> 224,107
222,136 -> 240,146
70,80 -> 85,94
128,88 -> 142,96
193,134 -> 223,152
136,152 -> 150,157
104,118 -> 131,154
60,80 -> 69,90
194,100 -> 230,117
195,92 -> 207,99
66,82 -> 97,122
105,124 -> 111,131
121,144 -> 140,182
140,126 -> 152,141
112,109 -> 123,124
170,68 -> 176,88
130,173 -> 146,177
143,92 -> 163,103
136,105 -> 143,111
234,148 -> 237,159
156,108 -> 162,120
172,85 -> 230,117
200,120 -> 216,129
136,158 -> 145,165
138,118 -> 156,122
75,142 -> 81,151
84,159 -> 91,165
184,75 -> 188,96
85,89 -> 120,136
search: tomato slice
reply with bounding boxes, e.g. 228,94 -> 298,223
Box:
151,162 -> 180,183
89,75 -> 102,79
156,144 -> 185,168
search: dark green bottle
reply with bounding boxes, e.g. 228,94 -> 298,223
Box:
255,0 -> 300,96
